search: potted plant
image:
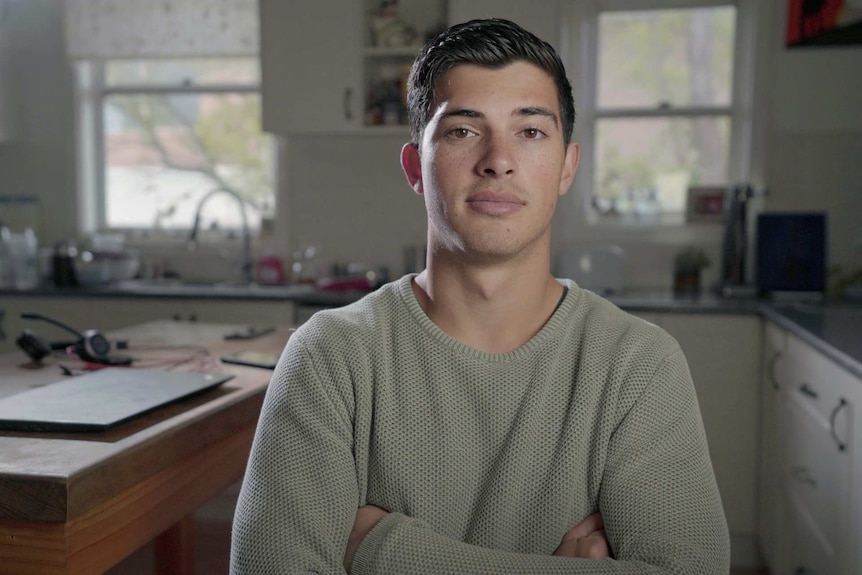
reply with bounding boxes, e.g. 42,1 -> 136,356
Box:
674,246 -> 710,295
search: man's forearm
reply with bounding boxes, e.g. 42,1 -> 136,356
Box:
351,512 -> 698,575
346,508 -> 610,572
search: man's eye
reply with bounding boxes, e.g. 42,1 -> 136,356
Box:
522,128 -> 546,139
447,127 -> 474,139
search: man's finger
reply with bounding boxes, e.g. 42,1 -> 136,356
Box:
583,529 -> 610,559
560,512 -> 605,542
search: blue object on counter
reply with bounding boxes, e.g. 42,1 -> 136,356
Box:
756,212 -> 827,293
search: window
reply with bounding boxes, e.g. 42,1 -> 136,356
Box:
573,0 -> 750,226
77,58 -> 274,233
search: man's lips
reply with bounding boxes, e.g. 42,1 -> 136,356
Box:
466,191 -> 524,216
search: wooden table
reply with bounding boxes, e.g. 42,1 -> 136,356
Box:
0,320 -> 293,574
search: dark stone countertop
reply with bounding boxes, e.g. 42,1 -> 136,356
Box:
759,302 -> 862,380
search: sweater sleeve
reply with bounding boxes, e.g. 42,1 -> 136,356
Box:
350,348 -> 730,575
230,333 -> 359,574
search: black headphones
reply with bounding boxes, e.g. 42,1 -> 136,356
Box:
16,312 -> 132,365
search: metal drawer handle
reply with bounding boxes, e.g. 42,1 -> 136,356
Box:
830,398 -> 848,452
790,465 -> 817,488
799,383 -> 818,399
767,351 -> 781,390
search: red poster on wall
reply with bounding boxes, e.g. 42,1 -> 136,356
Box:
786,0 -> 862,46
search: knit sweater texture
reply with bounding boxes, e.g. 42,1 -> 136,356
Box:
231,275 -> 730,574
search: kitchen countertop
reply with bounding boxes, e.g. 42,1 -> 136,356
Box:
0,280 -> 364,307
2,281 -> 763,312
760,302 -> 862,380
2,282 -> 859,379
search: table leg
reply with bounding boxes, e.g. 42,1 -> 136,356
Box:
153,514 -> 195,575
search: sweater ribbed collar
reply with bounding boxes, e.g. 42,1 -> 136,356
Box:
395,274 -> 581,363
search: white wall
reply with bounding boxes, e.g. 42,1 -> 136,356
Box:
280,135 -> 427,277
762,0 -> 862,276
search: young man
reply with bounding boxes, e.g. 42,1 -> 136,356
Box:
231,18 -> 729,574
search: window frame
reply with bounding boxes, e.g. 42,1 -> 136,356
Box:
75,58 -> 273,238
565,0 -> 758,231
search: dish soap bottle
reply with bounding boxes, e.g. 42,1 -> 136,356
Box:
256,243 -> 284,286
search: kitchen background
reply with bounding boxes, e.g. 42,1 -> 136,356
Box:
0,0 -> 860,293
1,2 -> 862,573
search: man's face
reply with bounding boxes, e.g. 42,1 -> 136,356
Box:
402,61 -> 579,263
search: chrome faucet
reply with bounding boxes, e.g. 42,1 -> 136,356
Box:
187,188 -> 253,284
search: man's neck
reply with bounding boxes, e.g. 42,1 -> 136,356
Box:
412,257 -> 565,354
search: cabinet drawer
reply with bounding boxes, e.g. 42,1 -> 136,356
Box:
785,333 -> 855,436
782,382 -> 852,553
779,488 -> 838,575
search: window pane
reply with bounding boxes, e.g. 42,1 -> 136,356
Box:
598,7 -> 735,109
106,58 -> 260,87
104,93 -> 274,229
593,116 -> 730,220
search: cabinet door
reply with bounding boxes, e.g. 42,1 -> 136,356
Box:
660,314 -> 761,540
778,332 -> 857,575
849,371 -> 862,575
776,489 -> 838,575
758,321 -> 786,568
260,0 -> 362,134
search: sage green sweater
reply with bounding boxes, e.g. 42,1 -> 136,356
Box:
231,275 -> 730,574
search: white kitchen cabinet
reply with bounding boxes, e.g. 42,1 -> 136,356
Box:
758,320 -> 862,575
660,313 -> 762,562
260,0 -> 447,135
260,0 -> 361,134
769,330 -> 859,575
620,310 -> 763,565
757,320 -> 786,568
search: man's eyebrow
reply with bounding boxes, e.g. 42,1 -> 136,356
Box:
438,108 -> 484,120
438,107 -> 559,126
517,107 -> 559,126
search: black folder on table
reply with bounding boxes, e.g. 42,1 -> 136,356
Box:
0,368 -> 234,432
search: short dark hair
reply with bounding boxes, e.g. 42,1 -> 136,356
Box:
406,18 -> 575,146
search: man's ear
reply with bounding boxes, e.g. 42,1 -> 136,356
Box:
400,143 -> 423,195
558,142 -> 581,196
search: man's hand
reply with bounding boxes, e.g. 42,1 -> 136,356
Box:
553,512 -> 611,559
344,504 -> 389,573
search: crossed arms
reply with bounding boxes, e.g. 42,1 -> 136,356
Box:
230,332 -> 730,574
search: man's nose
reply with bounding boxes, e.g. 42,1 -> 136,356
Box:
476,133 -> 515,177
